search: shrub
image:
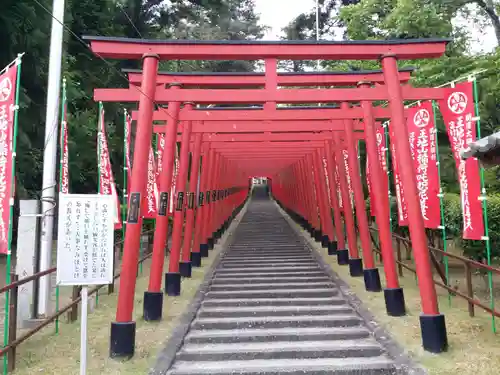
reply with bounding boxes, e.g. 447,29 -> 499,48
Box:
366,193 -> 500,261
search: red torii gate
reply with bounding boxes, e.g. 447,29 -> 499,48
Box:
85,36 -> 449,358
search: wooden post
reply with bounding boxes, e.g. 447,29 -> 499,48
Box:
67,286 -> 80,322
396,238 -> 403,277
465,262 -> 475,317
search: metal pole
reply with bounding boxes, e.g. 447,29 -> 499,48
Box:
80,286 -> 88,375
316,0 -> 320,71
38,0 -> 66,318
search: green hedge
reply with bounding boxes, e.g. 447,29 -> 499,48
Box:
366,193 -> 500,260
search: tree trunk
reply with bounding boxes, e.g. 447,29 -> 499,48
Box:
475,0 -> 500,46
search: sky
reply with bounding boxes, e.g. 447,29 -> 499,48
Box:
253,0 -> 496,54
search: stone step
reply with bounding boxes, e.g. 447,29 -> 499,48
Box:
205,288 -> 339,299
221,256 -> 313,261
198,304 -> 353,318
191,314 -> 362,330
211,276 -> 330,284
176,339 -> 384,361
185,326 -> 372,344
208,282 -> 334,291
167,357 -> 397,375
212,271 -> 325,278
218,262 -> 318,269
215,265 -> 320,273
201,297 -> 347,307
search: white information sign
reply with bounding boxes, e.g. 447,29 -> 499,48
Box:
56,194 -> 115,286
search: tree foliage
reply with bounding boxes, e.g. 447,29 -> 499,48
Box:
0,0 -> 264,201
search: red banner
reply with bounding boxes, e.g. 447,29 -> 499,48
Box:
60,103 -> 69,194
98,108 -> 122,230
366,157 -> 375,216
0,65 -> 17,254
124,113 -> 132,184
389,124 -> 408,226
407,102 -> 441,228
335,165 -> 343,210
439,81 -> 484,240
143,147 -> 158,219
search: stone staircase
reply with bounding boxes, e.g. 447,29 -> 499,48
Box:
157,196 -> 413,375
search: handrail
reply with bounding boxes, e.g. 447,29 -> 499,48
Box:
368,226 -> 500,318
0,251 -> 153,357
0,228 -> 157,365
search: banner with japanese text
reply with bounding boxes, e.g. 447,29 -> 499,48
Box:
341,145 -> 355,212
143,146 -> 158,219
439,81 -> 484,239
366,157 -> 375,216
389,124 -> 408,226
0,64 -> 17,253
335,165 -> 343,210
407,102 -> 441,228
97,107 -> 122,230
60,98 -> 69,194
124,113 -> 132,184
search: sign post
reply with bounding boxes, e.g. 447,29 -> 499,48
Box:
56,193 -> 115,375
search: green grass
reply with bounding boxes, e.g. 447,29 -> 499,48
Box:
288,215 -> 500,375
11,243 -> 226,375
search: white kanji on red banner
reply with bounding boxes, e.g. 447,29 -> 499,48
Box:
0,64 -> 17,254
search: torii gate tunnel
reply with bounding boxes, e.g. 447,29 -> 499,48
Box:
85,36 -> 451,359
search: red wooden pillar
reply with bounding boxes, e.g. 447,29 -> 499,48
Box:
206,153 -> 221,249
341,103 -> 376,280
313,149 -> 335,249
306,153 -> 323,242
193,144 -> 210,257
198,148 -> 214,256
300,158 -> 318,236
111,54 -> 159,358
167,105 -> 194,288
323,143 -> 345,255
332,133 -> 360,268
359,82 -> 397,295
204,153 -> 217,249
382,55 -> 447,352
182,132 -> 203,268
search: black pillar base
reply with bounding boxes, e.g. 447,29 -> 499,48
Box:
143,291 -> 163,321
314,230 -> 323,242
308,227 -> 315,237
208,237 -> 214,250
179,261 -> 192,278
348,258 -> 364,277
420,314 -> 448,353
200,244 -> 209,258
337,249 -> 349,265
321,235 -> 330,248
363,268 -> 382,292
165,272 -> 181,296
328,241 -> 338,256
191,252 -> 202,267
109,321 -> 136,359
384,288 -> 406,316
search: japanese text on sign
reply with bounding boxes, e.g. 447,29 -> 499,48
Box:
56,194 -> 115,285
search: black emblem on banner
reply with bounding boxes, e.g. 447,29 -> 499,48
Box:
176,192 -> 184,211
198,192 -> 204,206
158,192 -> 169,216
127,193 -> 140,223
187,192 -> 195,209
212,190 -> 217,202
206,191 -> 211,204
